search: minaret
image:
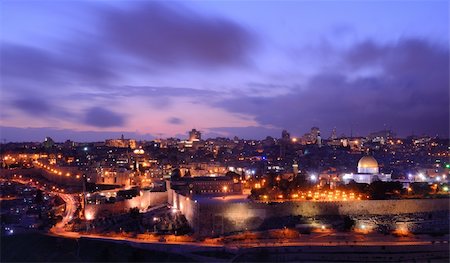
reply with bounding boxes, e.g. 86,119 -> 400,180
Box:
331,127 -> 337,140
317,132 -> 322,148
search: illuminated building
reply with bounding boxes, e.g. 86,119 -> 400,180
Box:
188,129 -> 201,142
168,175 -> 242,195
93,167 -> 134,187
342,155 -> 391,184
105,134 -> 137,149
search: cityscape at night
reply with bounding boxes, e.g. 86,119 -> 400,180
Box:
1,0 -> 449,262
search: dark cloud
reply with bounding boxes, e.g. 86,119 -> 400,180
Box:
11,98 -> 52,116
10,97 -> 74,119
101,3 -> 256,68
82,107 -> 126,128
217,38 -> 449,137
167,117 -> 183,125
0,43 -> 115,86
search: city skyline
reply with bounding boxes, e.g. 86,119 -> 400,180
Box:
1,1 -> 448,141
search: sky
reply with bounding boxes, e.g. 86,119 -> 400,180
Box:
0,0 -> 448,142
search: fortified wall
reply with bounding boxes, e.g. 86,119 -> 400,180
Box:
169,190 -> 450,236
0,168 -> 82,187
84,191 -> 168,220
37,167 -> 83,187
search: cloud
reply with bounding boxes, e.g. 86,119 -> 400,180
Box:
0,43 -> 115,87
82,107 -> 126,128
217,38 -> 449,137
100,2 -> 257,68
167,117 -> 183,125
11,98 -> 52,116
10,97 -> 74,120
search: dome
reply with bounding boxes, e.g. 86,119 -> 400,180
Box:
357,156 -> 379,174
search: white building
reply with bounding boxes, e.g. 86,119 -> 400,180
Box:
342,156 -> 391,184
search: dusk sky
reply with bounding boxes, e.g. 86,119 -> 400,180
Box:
0,0 -> 448,142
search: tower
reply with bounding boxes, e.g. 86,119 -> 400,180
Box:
281,130 -> 290,141
292,161 -> 299,177
331,127 -> 337,140
188,129 -> 201,142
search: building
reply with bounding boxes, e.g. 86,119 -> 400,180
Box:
105,134 -> 137,149
43,137 -> 55,148
168,175 -> 242,195
281,130 -> 290,141
342,155 -> 391,184
92,167 -> 134,187
301,127 -> 321,145
188,129 -> 201,142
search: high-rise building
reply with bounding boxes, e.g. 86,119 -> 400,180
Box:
43,137 -> 55,148
311,127 -> 320,141
281,130 -> 290,141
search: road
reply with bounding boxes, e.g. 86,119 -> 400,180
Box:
3,177 -> 79,235
51,192 -> 78,234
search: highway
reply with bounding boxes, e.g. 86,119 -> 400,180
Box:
4,177 -> 79,235
50,192 -> 78,234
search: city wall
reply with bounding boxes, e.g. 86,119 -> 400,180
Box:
37,168 -> 83,187
169,191 -> 450,236
0,168 -> 82,187
169,189 -> 198,229
85,191 -> 168,220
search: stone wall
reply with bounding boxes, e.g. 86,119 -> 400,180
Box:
169,191 -> 450,236
84,191 -> 168,220
37,168 -> 83,186
169,189 -> 198,229
0,168 -> 82,186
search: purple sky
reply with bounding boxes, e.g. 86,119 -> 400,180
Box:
0,1 -> 448,142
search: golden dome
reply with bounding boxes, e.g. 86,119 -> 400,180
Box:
358,156 -> 378,169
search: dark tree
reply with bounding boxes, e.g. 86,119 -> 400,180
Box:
342,216 -> 355,231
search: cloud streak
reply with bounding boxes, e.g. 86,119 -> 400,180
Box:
82,107 -> 126,128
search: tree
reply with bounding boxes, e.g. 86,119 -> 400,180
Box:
170,169 -> 181,180
342,216 -> 355,231
410,182 -> 431,196
129,207 -> 140,219
35,189 -> 44,204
